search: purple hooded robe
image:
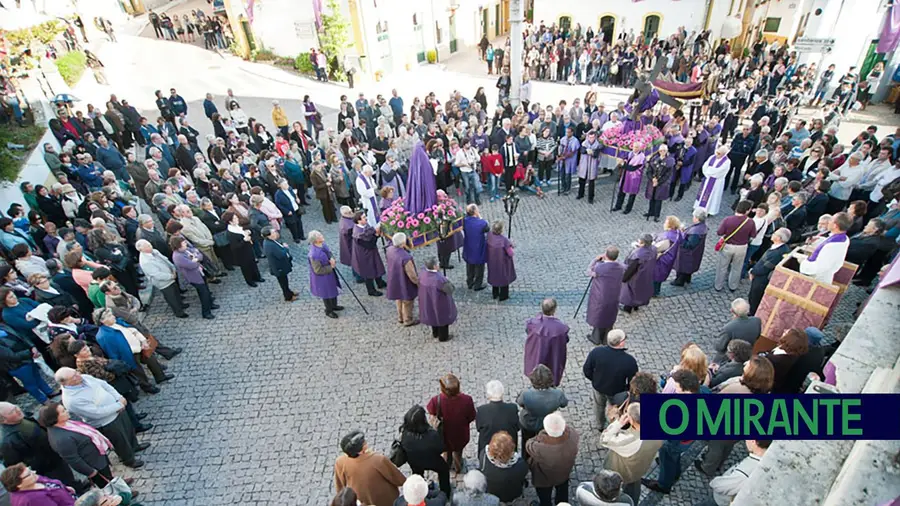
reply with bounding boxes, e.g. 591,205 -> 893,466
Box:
653,229 -> 684,282
308,244 -> 340,299
586,259 -> 625,329
418,269 -> 457,326
619,152 -> 645,195
674,222 -> 708,275
351,224 -> 386,279
524,314 -> 570,386
486,231 -> 516,287
386,245 -> 417,301
619,245 -> 657,307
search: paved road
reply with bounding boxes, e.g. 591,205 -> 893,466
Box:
20,11 -> 871,506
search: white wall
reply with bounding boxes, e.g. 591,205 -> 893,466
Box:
533,0 -> 711,41
251,0 -> 319,57
799,0 -> 884,78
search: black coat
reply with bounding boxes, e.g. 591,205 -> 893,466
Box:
46,425 -> 109,476
0,328 -> 34,372
781,345 -> 826,393
263,239 -> 293,277
475,400 -> 519,455
400,428 -> 446,472
227,230 -> 257,268
0,419 -> 70,479
52,272 -> 94,318
32,286 -> 77,308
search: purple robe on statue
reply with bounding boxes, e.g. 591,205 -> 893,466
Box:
586,260 -> 625,329
339,216 -> 355,266
674,222 -> 708,275
308,244 -> 340,299
560,136 -> 581,175
351,224 -> 386,279
486,231 -> 516,287
418,269 -> 457,327
619,152 -> 645,195
620,245 -> 657,307
524,314 -> 570,386
406,143 -> 437,215
653,229 -> 684,282
386,245 -> 417,301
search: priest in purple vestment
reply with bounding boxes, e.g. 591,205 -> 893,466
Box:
612,148 -> 645,215
385,233 -> 419,327
620,234 -> 657,313
486,221 -> 516,301
652,216 -> 685,295
672,209 -> 709,286
307,230 -> 343,318
350,211 -> 387,296
586,246 -> 625,345
418,257 -> 457,342
524,298 -> 570,386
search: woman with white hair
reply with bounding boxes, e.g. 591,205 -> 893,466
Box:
526,412 -> 580,506
475,380 -> 519,461
694,144 -> 732,216
576,470 -> 632,506
307,231 -> 343,318
396,474 -> 446,506
453,470 -> 499,506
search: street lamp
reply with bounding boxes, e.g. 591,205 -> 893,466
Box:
437,214 -> 454,276
502,187 -> 520,239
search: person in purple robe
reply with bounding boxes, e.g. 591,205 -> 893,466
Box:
695,119 -> 722,177
612,148 -> 645,215
557,128 -> 580,195
418,257 -> 457,342
524,298 -> 569,386
672,209 -> 709,286
576,130 -> 602,203
690,124 -> 710,177
462,204 -> 489,291
338,206 -> 363,283
486,221 -> 516,301
619,234 -> 657,313
385,232 -> 419,327
643,145 -> 674,222
350,211 -> 387,296
586,246 -> 625,345
652,216 -> 685,296
674,136 -> 697,201
307,230 -> 343,318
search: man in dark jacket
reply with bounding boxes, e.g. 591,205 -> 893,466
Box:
0,328 -> 57,404
727,125 -> 758,194
262,227 -> 297,302
475,380 -> 519,459
0,402 -> 89,493
273,180 -> 305,243
748,228 -> 791,315
709,340 -> 753,388
582,330 -> 637,430
712,298 -> 761,364
783,192 -> 808,243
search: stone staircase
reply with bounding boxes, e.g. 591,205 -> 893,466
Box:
732,282 -> 900,506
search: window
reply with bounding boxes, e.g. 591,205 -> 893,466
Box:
763,17 -> 781,33
559,16 -> 571,33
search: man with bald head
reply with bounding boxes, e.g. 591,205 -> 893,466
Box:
0,402 -> 89,492
462,204 -> 489,291
524,298 -> 570,386
55,368 -> 147,469
174,134 -> 197,172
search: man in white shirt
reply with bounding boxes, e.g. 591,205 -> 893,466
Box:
708,439 -> 771,505
868,157 -> 900,215
852,146 -> 892,201
799,211 -> 851,284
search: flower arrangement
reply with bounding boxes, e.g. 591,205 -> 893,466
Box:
599,124 -> 665,153
379,192 -> 463,247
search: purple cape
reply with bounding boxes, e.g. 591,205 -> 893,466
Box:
386,245 -> 417,301
418,270 -> 457,326
674,222 -> 708,275
308,244 -> 340,299
620,245 -> 657,307
679,146 -> 698,184
486,232 -> 516,287
339,216 -> 354,266
406,143 -> 437,215
462,216 -> 488,265
587,260 -> 625,329
350,225 -> 386,279
524,314 -> 570,386
620,152 -> 644,195
653,229 -> 684,282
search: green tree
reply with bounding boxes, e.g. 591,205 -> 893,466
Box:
319,0 -> 351,67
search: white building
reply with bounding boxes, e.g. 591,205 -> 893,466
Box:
532,0 -> 732,45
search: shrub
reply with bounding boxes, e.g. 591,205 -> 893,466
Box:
54,50 -> 86,86
0,125 -> 46,183
5,21 -> 63,50
426,49 -> 437,64
274,56 -> 294,66
251,48 -> 277,61
295,52 -> 316,74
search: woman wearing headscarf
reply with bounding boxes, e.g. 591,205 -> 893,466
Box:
334,430 -> 406,506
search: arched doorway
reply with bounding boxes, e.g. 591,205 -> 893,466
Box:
559,15 -> 572,34
599,15 -> 615,43
642,14 -> 661,44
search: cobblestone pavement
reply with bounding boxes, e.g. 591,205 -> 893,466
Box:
36,177 -> 859,506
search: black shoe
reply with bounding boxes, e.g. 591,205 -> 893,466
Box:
641,479 -> 670,494
218,271 -> 228,277
142,386 -> 160,394
156,374 -> 175,383
168,347 -> 183,357
181,303 -> 190,309
202,314 -> 216,320
334,305 -> 345,311
326,311 -> 338,319
611,206 -> 622,212
367,290 -> 383,297
622,305 -> 634,314
225,266 -> 236,271
175,313 -> 189,318
136,412 -> 149,420
575,195 -> 584,200
441,264 -> 454,270
671,279 -> 686,287
124,459 -> 145,469
257,278 -> 266,283
248,282 -> 258,287
208,278 -> 222,284
643,212 -> 652,217
211,304 -> 221,310
654,216 -> 660,223
135,442 -> 151,452
473,285 -> 487,291
622,209 -> 632,215
674,196 -> 683,202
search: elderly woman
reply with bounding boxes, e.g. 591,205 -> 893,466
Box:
334,430 -> 406,506
651,216 -> 683,296
100,280 -> 180,359
0,265 -> 33,299
426,373 -> 476,473
0,463 -> 77,506
223,210 -> 264,287
480,432 -> 528,503
0,316 -> 57,404
739,173 -> 766,208
486,221 -> 516,302
38,403 -> 126,490
453,471 -> 500,506
672,208 -> 708,287
398,405 -> 451,498
307,230 -> 343,318
94,308 -> 168,394
0,287 -> 53,363
516,364 -> 568,461
761,328 -> 810,393
27,273 -> 76,308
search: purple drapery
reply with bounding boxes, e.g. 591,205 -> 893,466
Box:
405,142 -> 437,215
313,0 -> 324,31
879,4 -> 900,53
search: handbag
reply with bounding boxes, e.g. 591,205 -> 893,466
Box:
100,475 -> 133,505
213,230 -> 229,248
610,63 -> 619,75
389,437 -> 407,467
715,217 -> 750,252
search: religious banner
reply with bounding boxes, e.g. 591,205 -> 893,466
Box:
878,3 -> 900,53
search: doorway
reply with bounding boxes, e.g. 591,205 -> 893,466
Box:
495,4 -> 500,36
482,8 -> 488,38
642,14 -> 660,44
599,15 -> 615,43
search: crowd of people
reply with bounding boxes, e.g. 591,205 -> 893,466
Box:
147,8 -> 231,51
0,11 -> 898,506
